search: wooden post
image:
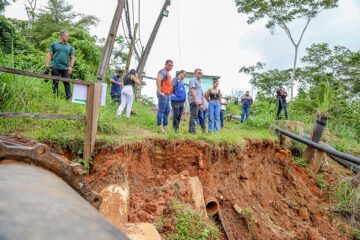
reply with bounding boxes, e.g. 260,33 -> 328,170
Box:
83,0 -> 125,161
125,23 -> 138,73
83,83 -> 102,161
311,150 -> 326,174
96,0 -> 126,82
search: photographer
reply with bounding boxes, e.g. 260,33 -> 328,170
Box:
276,84 -> 288,120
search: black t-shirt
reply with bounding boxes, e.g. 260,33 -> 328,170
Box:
124,74 -> 135,88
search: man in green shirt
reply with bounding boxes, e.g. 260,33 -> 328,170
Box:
45,30 -> 75,100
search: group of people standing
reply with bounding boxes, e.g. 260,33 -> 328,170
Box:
45,30 -> 288,130
155,60 -> 228,134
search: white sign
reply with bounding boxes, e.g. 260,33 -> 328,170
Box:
72,84 -> 87,104
72,83 -> 107,107
100,83 -> 107,107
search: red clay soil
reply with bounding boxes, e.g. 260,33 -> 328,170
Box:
86,139 -> 352,240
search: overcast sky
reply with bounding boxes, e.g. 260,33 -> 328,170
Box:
5,0 -> 360,99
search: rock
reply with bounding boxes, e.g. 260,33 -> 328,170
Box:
299,207 -> 310,221
189,177 -> 207,218
122,223 -> 162,240
306,227 -> 322,240
100,183 -> 129,229
157,197 -> 166,205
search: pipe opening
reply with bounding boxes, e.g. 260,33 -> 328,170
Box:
206,199 -> 220,217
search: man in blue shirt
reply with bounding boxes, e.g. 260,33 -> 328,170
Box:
45,30 -> 75,100
110,69 -> 124,105
240,91 -> 253,123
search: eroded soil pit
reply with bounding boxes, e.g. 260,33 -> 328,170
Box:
86,139 -> 351,239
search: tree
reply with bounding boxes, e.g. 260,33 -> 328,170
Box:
301,43 -> 360,96
110,35 -> 129,70
0,0 -> 15,13
235,0 -> 339,99
25,0 -> 37,23
240,62 -> 292,97
28,0 -> 98,47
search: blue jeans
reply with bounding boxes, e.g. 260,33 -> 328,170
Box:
157,95 -> 170,126
220,110 -> 225,128
208,101 -> 220,133
276,98 -> 288,120
241,106 -> 250,123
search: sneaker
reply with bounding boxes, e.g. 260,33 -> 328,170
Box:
163,125 -> 168,132
157,125 -> 164,133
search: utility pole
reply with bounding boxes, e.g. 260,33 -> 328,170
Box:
83,0 -> 125,161
136,0 -> 171,97
96,0 -> 126,83
125,23 -> 138,73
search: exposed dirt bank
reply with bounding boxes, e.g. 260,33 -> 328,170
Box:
86,139 -> 351,240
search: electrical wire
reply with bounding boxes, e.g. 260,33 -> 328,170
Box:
175,0 -> 183,65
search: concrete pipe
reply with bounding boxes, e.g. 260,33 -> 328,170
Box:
205,196 -> 220,217
0,162 -> 129,240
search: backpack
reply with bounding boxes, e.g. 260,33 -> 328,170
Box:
171,78 -> 186,102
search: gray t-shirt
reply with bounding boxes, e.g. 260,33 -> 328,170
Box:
188,78 -> 203,104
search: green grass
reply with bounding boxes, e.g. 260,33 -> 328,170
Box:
159,199 -> 220,240
334,181 -> 360,239
293,157 -> 308,168
316,174 -> 328,192
0,74 -> 276,154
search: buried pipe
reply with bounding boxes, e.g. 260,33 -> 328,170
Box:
0,163 -> 129,240
205,196 -> 220,217
205,197 -> 232,240
275,127 -> 360,165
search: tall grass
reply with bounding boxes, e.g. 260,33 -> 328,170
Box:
335,181 -> 360,225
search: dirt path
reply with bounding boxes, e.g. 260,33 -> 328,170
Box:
86,139 -> 352,240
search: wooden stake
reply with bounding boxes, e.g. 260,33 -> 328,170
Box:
312,150 -> 326,174
83,83 -> 101,161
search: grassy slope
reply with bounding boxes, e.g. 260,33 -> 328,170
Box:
0,74 -> 275,153
1,74 -> 358,157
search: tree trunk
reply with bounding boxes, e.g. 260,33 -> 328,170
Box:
290,45 -> 298,100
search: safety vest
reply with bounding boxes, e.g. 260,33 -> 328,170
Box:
160,70 -> 172,95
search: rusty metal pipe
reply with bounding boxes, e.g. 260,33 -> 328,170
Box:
0,162 -> 129,240
205,196 -> 220,217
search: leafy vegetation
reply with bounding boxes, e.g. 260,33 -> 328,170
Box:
239,207 -> 257,240
158,199 -> 220,240
235,0 -> 339,99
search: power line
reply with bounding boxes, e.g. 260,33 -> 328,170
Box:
137,0 -> 144,53
175,0 -> 183,64
125,0 -> 141,61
